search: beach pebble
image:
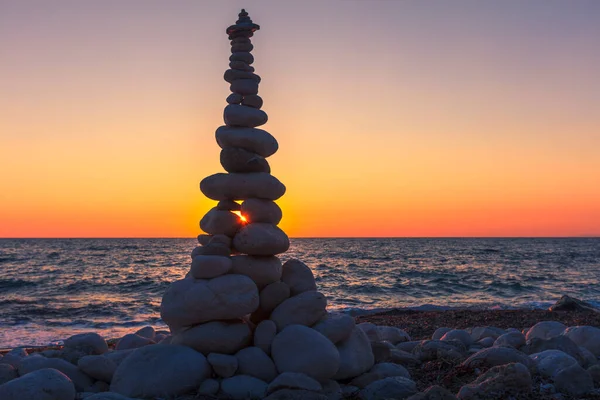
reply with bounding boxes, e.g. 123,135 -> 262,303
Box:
313,312 -> 356,344
64,332 -> 108,355
221,375 -> 267,399
191,243 -> 230,258
0,368 -> 76,400
216,200 -> 242,212
77,355 -> 117,382
371,342 -> 393,364
224,68 -> 259,83
242,94 -> 263,109
579,346 -> 598,368
133,326 -> 155,340
350,363 -> 410,388
200,208 -> 244,236
191,255 -> 232,279
462,347 -> 534,371
432,327 -> 452,340
115,334 -> 154,351
110,344 -> 210,398
103,349 -> 135,367
229,60 -> 254,71
229,80 -> 260,97
412,340 -> 464,362
160,275 -> 258,331
333,327 -> 375,380
280,260 -> 316,297
389,349 -> 421,367
0,364 -> 17,385
236,347 -> 278,383
554,364 -> 594,397
230,52 -> 254,64
271,325 -> 340,381
221,147 -> 270,173
477,337 -> 495,348
19,356 -> 94,391
259,281 -> 291,313
227,93 -> 243,104
171,320 -> 252,355
230,255 -> 282,289
233,223 -> 290,255
493,331 -> 525,348
241,198 -> 282,224
270,291 -> 327,330
231,42 -> 254,52
530,349 -> 578,378
396,341 -> 421,353
357,322 -> 382,342
457,362 -> 531,400
215,126 -> 278,157
441,329 -> 473,347
360,376 -> 417,400
377,326 -> 410,345
406,385 -> 457,400
208,353 -> 238,378
470,326 -> 504,342
254,320 -> 277,355
198,378 -> 220,396
563,326 -> 600,357
201,172 -> 286,201
522,335 -> 586,365
267,372 -> 322,394
6,348 -> 27,358
526,321 -> 566,341
0,354 -> 22,369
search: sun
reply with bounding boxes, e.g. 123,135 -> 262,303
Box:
232,210 -> 248,223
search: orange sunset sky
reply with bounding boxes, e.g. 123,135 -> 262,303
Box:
1,1 -> 599,238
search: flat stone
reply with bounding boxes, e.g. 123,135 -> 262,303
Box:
378,326 -> 411,345
216,200 -> 241,211
233,223 -> 290,255
494,331 -> 525,349
236,347 -> 278,382
241,198 -> 282,224
224,104 -> 268,127
191,255 -> 232,279
18,356 -> 94,391
563,325 -> 600,356
271,325 -> 340,381
530,349 -> 578,377
115,334 -> 154,351
170,320 -> 252,355
227,93 -> 243,104
350,362 -> 411,388
267,372 -> 322,394
0,368 -> 76,400
333,326 -> 375,380
281,259 -> 317,295
221,375 -> 267,400
461,347 -> 534,370
229,80 -> 260,97
231,36 -> 251,44
78,355 -> 117,382
259,281 -> 291,313
457,362 -> 531,400
554,364 -> 594,397
230,255 -> 282,289
207,353 -> 238,378
191,243 -> 230,258
200,172 -> 285,201
224,69 -> 260,83
231,42 -> 254,52
200,207 -> 244,236
221,147 -> 270,173
242,94 -> 263,109
525,321 -> 566,341
270,291 -> 327,330
110,344 -> 210,398
229,61 -> 254,71
360,376 -> 417,400
160,275 -> 258,332
312,312 -> 356,344
64,332 -> 108,355
254,320 -> 277,355
216,126 -> 278,157
197,233 -> 233,247
230,52 -> 254,64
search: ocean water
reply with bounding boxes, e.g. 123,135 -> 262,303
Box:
0,238 -> 599,347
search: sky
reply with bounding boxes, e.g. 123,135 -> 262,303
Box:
1,0 -> 599,238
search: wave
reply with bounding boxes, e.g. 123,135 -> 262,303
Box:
0,278 -> 38,289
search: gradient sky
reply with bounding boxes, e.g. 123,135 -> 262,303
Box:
1,0 -> 599,238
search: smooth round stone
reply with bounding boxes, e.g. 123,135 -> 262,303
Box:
259,281 -> 291,313
208,353 -> 238,378
64,332 -> 109,355
230,255 -> 282,289
191,243 -> 230,258
231,37 -> 251,45
110,344 -> 211,398
254,320 -> 277,355
198,379 -> 220,396
229,61 -> 254,71
271,325 -> 340,381
228,31 -> 254,41
226,93 -> 243,104
216,199 -> 241,211
201,173 -> 286,201
78,355 -> 117,383
0,368 -> 76,400
160,275 -> 259,332
241,199 -> 282,224
200,207 -> 244,236
191,255 -> 232,279
224,104 -> 267,127
221,375 -> 267,400
563,326 -> 600,356
215,126 -> 278,157
270,291 -> 327,331
267,372 -> 322,394
233,223 -> 290,255
242,94 -> 263,109
230,52 -> 254,64
530,350 -> 578,378
526,321 -> 566,341
171,321 -> 252,355
221,147 -> 270,173
115,333 -> 154,351
312,312 -> 356,344
333,327 -> 375,380
231,42 -> 254,52
224,69 -> 260,83
281,259 -> 317,296
236,347 -> 278,382
230,79 -> 260,96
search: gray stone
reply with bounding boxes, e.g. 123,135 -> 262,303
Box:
389,349 -> 422,367
191,255 -> 232,279
525,321 -> 566,341
221,147 -> 270,173
554,364 -> 594,397
230,52 -> 254,64
412,340 -> 465,362
229,60 -> 254,71
171,320 -> 252,355
224,68 -> 259,83
259,281 -> 291,313
77,355 -> 117,382
493,331 -> 525,349
191,243 -> 230,257
0,364 -> 17,385
0,354 -> 21,369
267,372 -> 322,394
477,337 -> 495,348
64,332 -> 108,355
198,378 -> 220,396
530,349 -> 578,378
357,322 -> 381,342
115,334 -> 154,351
110,344 -> 210,398
470,327 -> 504,342
160,274 -> 258,332
457,362 -> 531,400
0,368 -> 76,400
281,259 -> 317,296
350,362 -> 410,388
6,348 -> 27,358
207,353 -> 238,378
378,326 -> 411,345
134,326 -> 155,340
360,376 -> 417,400
18,356 -> 94,391
563,325 -> 600,356
200,172 -> 286,201
371,342 -> 393,364
588,364 -> 600,387
241,198 -> 282,224
233,223 -> 290,255
215,126 -> 278,157
227,93 -> 243,104
579,346 -> 598,368
104,349 -> 135,367
229,80 -> 260,97
243,94 -> 263,109
200,207 -> 244,236
396,341 -> 421,353
271,291 -> 327,330
312,312 -> 355,344
230,255 -> 282,289
462,347 -> 534,370
441,330 -> 473,347
221,375 -> 268,399
333,327 -> 375,380
522,335 -> 587,366
432,327 -> 452,340
271,325 -> 340,381
216,200 -> 241,212
231,42 -> 254,52
236,347 -> 278,382
550,295 -> 600,313
254,320 -> 277,355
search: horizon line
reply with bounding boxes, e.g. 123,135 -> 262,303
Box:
0,236 -> 598,240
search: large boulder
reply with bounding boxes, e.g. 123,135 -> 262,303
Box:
215,126 -> 278,157
333,327 -> 375,380
563,326 -> 600,356
281,259 -> 317,295
493,332 -> 525,349
233,223 -> 290,255
160,275 -> 258,332
110,344 -> 211,398
525,321 -> 566,341
170,320 -> 252,355
230,255 -> 282,288
0,368 -> 76,400
200,172 -> 286,201
271,325 -> 340,381
270,291 -> 327,330
522,335 -> 588,366
457,363 -> 531,400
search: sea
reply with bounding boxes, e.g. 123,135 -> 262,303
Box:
1,238 -> 599,348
